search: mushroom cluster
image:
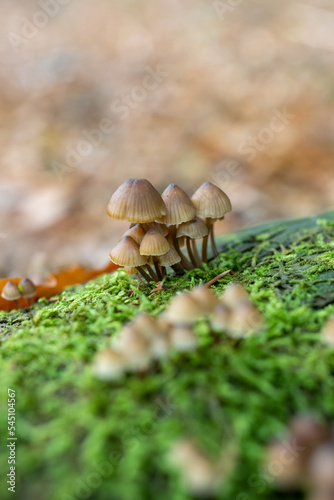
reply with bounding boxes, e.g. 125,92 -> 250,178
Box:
1,278 -> 37,308
93,283 -> 263,380
265,415 -> 334,500
107,179 -> 232,283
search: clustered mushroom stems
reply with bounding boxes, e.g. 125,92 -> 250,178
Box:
107,179 -> 231,284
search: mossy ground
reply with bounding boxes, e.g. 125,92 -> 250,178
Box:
1,212 -> 334,500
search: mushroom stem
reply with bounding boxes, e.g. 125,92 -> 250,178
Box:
138,266 -> 153,283
153,258 -> 163,281
186,237 -> 198,268
191,239 -> 202,267
14,299 -> 21,309
202,233 -> 209,263
209,220 -> 218,257
145,264 -> 159,281
202,218 -> 216,262
171,263 -> 185,275
170,227 -> 193,271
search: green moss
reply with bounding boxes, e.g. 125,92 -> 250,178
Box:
1,211 -> 334,500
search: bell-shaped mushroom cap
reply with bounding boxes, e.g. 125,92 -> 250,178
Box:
123,266 -> 139,275
177,217 -> 209,239
158,246 -> 181,267
123,224 -> 146,245
109,236 -> 147,267
93,348 -> 125,380
1,281 -> 21,301
289,415 -> 330,451
139,229 -> 170,256
221,283 -> 250,308
18,278 -> 37,298
107,178 -> 166,223
162,292 -> 201,324
191,182 -> 232,219
156,184 -> 196,225
190,286 -> 219,313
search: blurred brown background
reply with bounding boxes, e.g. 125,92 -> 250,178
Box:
1,0 -> 334,278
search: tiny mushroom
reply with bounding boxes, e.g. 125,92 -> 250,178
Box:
177,217 -> 208,267
156,183 -> 196,270
109,235 -> 152,283
93,348 -> 125,381
18,278 -> 37,305
139,229 -> 170,280
1,281 -> 21,308
191,182 -> 232,261
107,178 -> 166,223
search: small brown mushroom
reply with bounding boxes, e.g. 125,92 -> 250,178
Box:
18,278 -> 37,305
107,178 -> 166,223
109,235 -> 152,283
156,184 -> 196,270
1,281 -> 21,309
177,217 -> 208,267
139,229 -> 170,280
191,182 -> 231,261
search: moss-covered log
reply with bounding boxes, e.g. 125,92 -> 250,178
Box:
1,211 -> 334,500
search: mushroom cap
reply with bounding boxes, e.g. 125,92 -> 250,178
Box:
109,236 -> 147,267
156,184 -> 196,225
176,217 -> 209,239
139,229 -> 170,256
191,182 -> 232,219
1,281 -> 21,301
123,224 -> 146,245
123,266 -> 139,275
107,178 -> 166,223
18,278 -> 37,298
93,348 -> 125,380
157,246 -> 181,267
221,283 -> 251,308
162,292 -> 201,324
289,415 -> 330,451
190,286 -> 219,313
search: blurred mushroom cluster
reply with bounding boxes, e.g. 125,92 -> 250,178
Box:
265,414 -> 334,500
93,283 -> 263,380
107,178 -> 231,283
1,278 -> 37,308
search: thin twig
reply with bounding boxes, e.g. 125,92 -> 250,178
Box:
204,270 -> 234,288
